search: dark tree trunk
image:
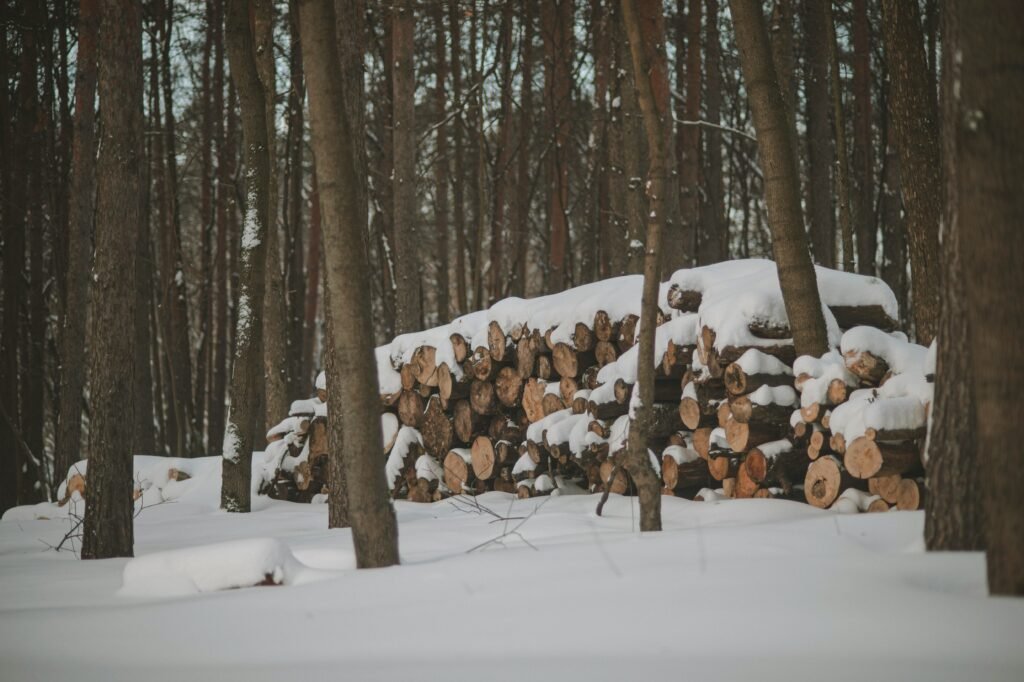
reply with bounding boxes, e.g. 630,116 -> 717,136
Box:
703,0 -> 726,262
489,1 -> 515,302
391,0 -> 422,333
512,1 -> 535,296
730,0 -> 829,358
851,0 -> 875,275
209,3 -> 230,457
221,0 -> 271,513
543,0 -> 573,292
433,2 -> 450,318
801,0 -> 835,268
952,0 -> 1024,596
55,0 -> 99,479
880,0 -> 941,344
449,2 -> 468,312
681,0 -> 702,266
284,3 -> 306,392
925,3 -> 982,552
194,0 -> 215,449
81,0 -> 143,560
824,0 -> 854,271
301,171 -> 321,388
298,0 -> 400,567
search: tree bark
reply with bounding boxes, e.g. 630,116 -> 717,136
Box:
299,0 -> 400,568
284,3 -> 306,391
851,0 -> 875,275
703,0 -> 727,263
880,0 -> 941,344
543,0 -> 574,292
221,0 -> 271,513
489,1 -> 515,302
433,2 -> 450,318
449,2 -> 468,312
391,0 -> 422,333
824,0 -> 855,272
82,0 -> 142,559
209,5 -> 230,457
951,0 -> 1024,595
55,0 -> 99,478
681,0 -> 702,265
801,0 -> 836,268
730,0 -> 829,358
925,3 -> 982,552
512,1 -> 535,295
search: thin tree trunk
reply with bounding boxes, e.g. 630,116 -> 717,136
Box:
298,0 -> 400,567
952,0 -> 1024,596
802,0 -> 836,268
730,0 -> 829,358
55,0 -> 99,478
391,0 -> 422,333
0,17 -> 17,514
619,0 -> 673,532
449,2 -> 468,313
82,0 -> 142,560
221,0 -> 271,513
209,3 -> 230,457
284,4 -> 306,393
824,0 -> 854,272
704,0 -> 726,261
433,2 -> 450,318
851,0 -> 875,275
682,0 -> 702,266
194,0 -> 215,449
489,2 -> 515,303
589,0 -> 610,282
302,171 -> 321,388
925,3 -> 982,552
512,0 -> 534,296
543,0 -> 573,292
880,0 -> 941,344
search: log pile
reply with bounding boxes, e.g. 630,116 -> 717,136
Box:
262,259 -> 934,515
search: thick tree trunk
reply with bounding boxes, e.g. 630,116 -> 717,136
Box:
221,0 -> 271,513
925,3 -> 982,552
952,0 -> 1024,596
82,0 -> 142,559
391,0 -> 422,333
299,0 -> 400,568
55,0 -> 99,478
801,0 -> 835,268
730,0 -> 829,358
284,4 -> 306,392
880,0 -> 941,344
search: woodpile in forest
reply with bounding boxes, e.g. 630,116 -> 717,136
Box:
263,258 -> 933,515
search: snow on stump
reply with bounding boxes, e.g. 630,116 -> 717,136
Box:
120,538 -> 305,598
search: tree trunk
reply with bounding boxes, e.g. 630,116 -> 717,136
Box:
681,0 -> 702,265
489,2 -> 515,302
801,0 -> 835,268
299,0 -> 400,568
391,0 -> 422,333
55,0 -> 99,478
284,4 -> 306,392
512,1 -> 535,295
81,0 -> 142,559
730,0 -> 829,358
824,0 -> 855,272
543,0 -> 573,292
880,0 -> 941,344
209,5 -> 230,457
619,0 -> 678,532
925,3 -> 982,552
433,2 -> 450,319
449,2 -> 468,312
952,0 -> 1024,596
221,0 -> 271,513
851,0 -> 875,275
703,0 -> 727,263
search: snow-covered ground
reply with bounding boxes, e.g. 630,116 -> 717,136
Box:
2,471 -> 1023,681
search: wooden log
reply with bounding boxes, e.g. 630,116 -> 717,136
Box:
588,419 -> 611,439
680,396 -> 716,430
728,396 -> 794,425
594,340 -> 618,367
541,392 -> 566,416
725,419 -> 783,452
829,432 -> 846,455
593,310 -> 618,342
662,454 -> 710,490
666,283 -> 702,312
470,435 -> 500,480
843,437 -> 920,479
743,441 -> 804,487
843,349 -> 890,385
495,366 -> 524,407
437,362 -> 470,403
804,455 -> 864,509
863,425 -> 927,442
808,430 -> 833,460
453,399 -> 485,443
581,364 -> 601,390
829,304 -> 898,332
522,378 -> 547,423
721,477 -> 737,498
895,478 -> 926,511
488,321 -> 509,362
692,427 -> 714,460
536,354 -> 558,381
723,363 -> 794,396
308,418 -> 328,457
573,322 -> 595,352
868,473 -> 902,504
559,376 -> 579,404
572,393 -> 589,414
397,390 -> 425,428
412,345 -> 439,386
734,461 -> 761,498
487,415 -> 523,443
516,335 -> 538,378
552,342 -> 596,378
443,449 -> 474,494
450,333 -> 469,364
867,498 -> 891,512
469,348 -> 502,382
420,396 -> 453,458
708,452 -> 742,481
747,318 -> 791,339
599,459 -> 629,494
469,380 -> 500,416
400,363 -> 418,391
617,314 -> 639,352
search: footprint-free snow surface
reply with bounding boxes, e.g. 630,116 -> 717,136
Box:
2,479 -> 1023,681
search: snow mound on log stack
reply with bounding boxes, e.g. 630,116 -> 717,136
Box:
120,538 -> 310,598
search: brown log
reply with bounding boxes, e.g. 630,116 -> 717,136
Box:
743,441 -> 804,487
541,392 -> 566,416
728,396 -> 794,425
443,449 -> 474,494
559,376 -> 579,404
470,435 -> 499,480
420,396 -> 453,458
708,452 -> 742,481
809,430 -> 833,459
581,364 -> 601,390
667,284 -> 702,312
412,345 -> 439,386
804,455 -> 864,509
826,378 -> 849,405
599,459 -> 629,494
495,366 -> 524,407
725,419 -> 783,452
552,342 -> 596,378
843,349 -> 890,385
308,418 -> 328,457
863,425 -> 927,442
453,399 -> 485,443
516,335 -> 538,378
680,396 -> 715,430
617,314 -> 639,352
573,322 -> 595,352
721,477 -> 737,498
844,437 -> 921,479
488,321 -> 509,362
829,432 -> 846,455
469,348 -> 502,382
450,333 -> 469,364
662,454 -> 710,490
723,363 -> 793,396
895,478 -> 926,511
469,380 -> 500,416
397,390 -> 425,428
748,318 -> 791,339
572,393 -> 589,414
437,362 -> 470,403
867,498 -> 891,513
735,461 -> 760,498
692,427 -> 714,460
536,354 -> 558,380
400,363 -> 418,391
868,473 -> 902,503
595,340 -> 618,367
588,419 -> 611,439
613,378 -> 633,405
522,378 -> 547,423
829,304 -> 898,331
593,310 -> 618,342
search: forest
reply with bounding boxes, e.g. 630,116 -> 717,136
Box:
0,0 -> 1022,677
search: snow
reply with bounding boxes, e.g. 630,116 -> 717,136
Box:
841,326 -> 929,376
663,443 -> 700,465
385,427 -> 422,489
2,465 -> 1023,681
735,348 -> 793,376
747,384 -> 798,407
